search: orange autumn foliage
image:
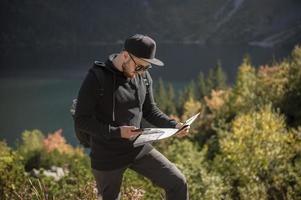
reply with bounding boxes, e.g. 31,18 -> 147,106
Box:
204,89 -> 229,112
43,129 -> 74,154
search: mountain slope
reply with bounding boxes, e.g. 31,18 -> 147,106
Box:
1,0 -> 300,46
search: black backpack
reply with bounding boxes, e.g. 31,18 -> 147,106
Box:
71,66 -> 105,148
71,66 -> 150,148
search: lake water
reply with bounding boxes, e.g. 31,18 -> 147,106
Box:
0,43 -> 296,146
0,78 -> 81,146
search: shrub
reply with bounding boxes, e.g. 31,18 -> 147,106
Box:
279,45 -> 301,127
158,139 -> 231,200
213,105 -> 301,199
12,129 -> 96,200
0,141 -> 27,199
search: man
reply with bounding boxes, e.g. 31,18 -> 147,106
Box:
74,34 -> 190,200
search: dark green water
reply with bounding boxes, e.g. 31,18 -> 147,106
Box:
0,78 -> 81,146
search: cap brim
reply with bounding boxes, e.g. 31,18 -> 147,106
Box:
140,58 -> 164,66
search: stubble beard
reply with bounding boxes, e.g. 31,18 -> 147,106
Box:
121,62 -> 135,78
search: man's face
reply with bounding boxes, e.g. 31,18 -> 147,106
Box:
122,53 -> 151,78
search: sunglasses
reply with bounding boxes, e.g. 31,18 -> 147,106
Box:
129,54 -> 152,72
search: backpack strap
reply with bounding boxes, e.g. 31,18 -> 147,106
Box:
91,65 -> 105,97
142,71 -> 151,94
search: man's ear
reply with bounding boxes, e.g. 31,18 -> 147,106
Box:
122,51 -> 131,63
122,51 -> 129,59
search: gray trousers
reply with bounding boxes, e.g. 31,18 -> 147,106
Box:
92,148 -> 188,200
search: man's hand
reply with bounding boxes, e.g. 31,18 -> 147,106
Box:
120,126 -> 141,139
175,123 -> 190,138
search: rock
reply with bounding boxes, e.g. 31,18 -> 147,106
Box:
30,168 -> 40,178
29,166 -> 68,181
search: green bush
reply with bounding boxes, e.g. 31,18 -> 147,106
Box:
279,45 -> 301,127
0,141 -> 27,199
1,129 -> 97,200
17,129 -> 44,171
213,105 -> 301,199
157,138 -> 231,200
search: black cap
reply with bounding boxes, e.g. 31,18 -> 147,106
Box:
124,34 -> 164,66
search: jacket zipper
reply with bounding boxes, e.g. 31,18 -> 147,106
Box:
112,74 -> 116,121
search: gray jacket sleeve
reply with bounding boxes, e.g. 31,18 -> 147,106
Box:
74,70 -> 121,140
142,72 -> 178,128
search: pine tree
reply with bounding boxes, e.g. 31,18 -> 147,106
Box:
228,55 -> 257,114
186,80 -> 196,100
206,69 -> 214,92
177,80 -> 197,115
279,45 -> 301,127
165,83 -> 177,115
197,72 -> 208,99
154,78 -> 167,111
213,60 -> 227,90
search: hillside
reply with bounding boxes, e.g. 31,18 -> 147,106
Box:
1,0 -> 300,46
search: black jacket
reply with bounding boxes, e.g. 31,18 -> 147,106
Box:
74,55 -> 177,170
